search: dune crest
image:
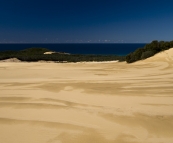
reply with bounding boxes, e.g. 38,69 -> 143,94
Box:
144,48 -> 173,62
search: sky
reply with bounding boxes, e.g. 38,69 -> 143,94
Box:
0,0 -> 173,43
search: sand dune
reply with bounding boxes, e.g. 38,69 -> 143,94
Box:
0,58 -> 21,62
0,49 -> 173,143
139,48 -> 173,63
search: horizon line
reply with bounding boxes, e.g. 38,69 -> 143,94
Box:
0,42 -> 148,44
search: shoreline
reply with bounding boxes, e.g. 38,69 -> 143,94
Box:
0,58 -> 120,64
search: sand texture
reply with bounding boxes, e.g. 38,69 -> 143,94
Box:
0,48 -> 173,143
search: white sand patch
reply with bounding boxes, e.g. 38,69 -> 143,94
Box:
0,58 -> 21,62
44,51 -> 56,54
77,60 -> 119,64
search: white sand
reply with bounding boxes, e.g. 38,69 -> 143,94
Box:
0,48 -> 173,143
44,51 -> 56,54
0,58 -> 21,62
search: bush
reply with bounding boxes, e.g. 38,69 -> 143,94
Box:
126,40 -> 173,63
170,41 -> 173,47
126,48 -> 144,63
141,50 -> 156,60
20,48 -> 50,55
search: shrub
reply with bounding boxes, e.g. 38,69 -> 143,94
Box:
163,42 -> 170,50
126,48 -> 144,63
126,40 -> 173,63
170,41 -> 173,47
141,50 -> 156,60
19,48 -> 50,55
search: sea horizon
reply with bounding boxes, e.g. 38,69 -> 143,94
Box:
0,43 -> 147,56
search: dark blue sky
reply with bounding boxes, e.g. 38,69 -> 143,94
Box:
0,0 -> 173,43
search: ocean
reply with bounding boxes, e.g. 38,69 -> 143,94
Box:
0,43 -> 146,55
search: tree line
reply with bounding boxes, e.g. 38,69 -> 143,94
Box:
0,48 -> 125,62
126,40 -> 173,63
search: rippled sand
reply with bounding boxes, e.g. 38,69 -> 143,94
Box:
0,49 -> 173,143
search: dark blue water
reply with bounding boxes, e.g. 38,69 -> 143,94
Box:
0,43 -> 146,55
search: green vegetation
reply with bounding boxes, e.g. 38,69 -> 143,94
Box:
20,48 -> 50,54
126,40 -> 173,63
0,48 -> 125,62
2,41 -> 172,63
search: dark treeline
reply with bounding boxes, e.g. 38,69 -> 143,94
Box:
0,48 -> 125,62
126,40 -> 173,63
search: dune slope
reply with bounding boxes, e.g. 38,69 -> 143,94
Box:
0,49 -> 173,143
